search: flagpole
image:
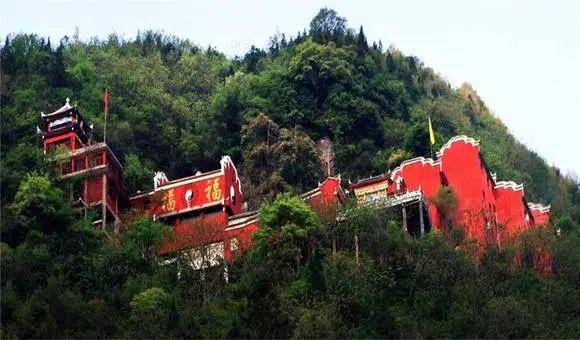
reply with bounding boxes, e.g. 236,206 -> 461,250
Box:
103,114 -> 107,143
103,88 -> 108,143
428,116 -> 435,159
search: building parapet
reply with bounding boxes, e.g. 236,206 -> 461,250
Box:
494,181 -> 524,191
436,135 -> 480,158
528,202 -> 551,213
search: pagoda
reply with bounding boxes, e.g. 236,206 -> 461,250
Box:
37,98 -> 127,231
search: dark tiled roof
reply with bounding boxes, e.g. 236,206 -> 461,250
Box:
349,174 -> 389,189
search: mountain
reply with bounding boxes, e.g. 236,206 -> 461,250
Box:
1,8 -> 579,338
2,11 -> 578,221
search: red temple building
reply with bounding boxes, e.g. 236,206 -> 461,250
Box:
350,135 -> 551,247
130,162 -> 346,265
130,156 -> 246,264
37,98 -> 128,231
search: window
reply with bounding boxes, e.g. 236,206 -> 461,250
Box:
49,116 -> 73,130
185,242 -> 224,270
61,161 -> 71,175
230,186 -> 236,205
74,158 -> 85,172
230,237 -> 239,251
47,140 -> 71,153
89,154 -> 102,167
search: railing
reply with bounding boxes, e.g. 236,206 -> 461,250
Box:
58,151 -> 106,177
359,188 -> 425,208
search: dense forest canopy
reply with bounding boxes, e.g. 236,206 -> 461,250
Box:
1,8 -> 579,338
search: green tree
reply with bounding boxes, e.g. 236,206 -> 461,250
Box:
404,121 -> 431,157
278,128 -> 323,192
555,215 -> 576,234
309,8 -> 349,44
241,113 -> 289,208
432,186 -> 459,231
128,287 -> 172,337
289,39 -> 352,118
123,153 -> 154,193
124,216 -> 169,261
8,173 -> 73,239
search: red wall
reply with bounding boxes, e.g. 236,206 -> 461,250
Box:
224,220 -> 260,262
158,210 -> 230,254
86,177 -> 103,203
391,158 -> 444,231
437,137 -> 497,243
131,157 -> 250,259
303,177 -> 345,220
154,174 -> 226,216
531,212 -> 549,225
494,183 -> 532,240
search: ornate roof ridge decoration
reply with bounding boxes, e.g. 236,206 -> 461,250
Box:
390,156 -> 441,180
436,135 -> 480,158
42,98 -> 75,117
220,155 -> 243,195
527,202 -> 551,213
153,171 -> 170,189
325,174 -> 341,182
494,180 -> 524,191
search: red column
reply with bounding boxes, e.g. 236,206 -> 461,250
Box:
102,174 -> 107,229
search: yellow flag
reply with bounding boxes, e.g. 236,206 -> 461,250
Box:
428,117 -> 435,145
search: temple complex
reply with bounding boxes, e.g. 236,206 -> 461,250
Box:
39,100 -> 551,267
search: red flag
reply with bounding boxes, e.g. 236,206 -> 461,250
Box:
103,88 -> 109,118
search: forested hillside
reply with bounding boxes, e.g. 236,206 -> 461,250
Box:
1,8 -> 579,338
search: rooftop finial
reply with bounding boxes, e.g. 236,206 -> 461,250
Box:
153,171 -> 169,189
65,97 -> 70,105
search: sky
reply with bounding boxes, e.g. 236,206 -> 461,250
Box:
2,0 -> 579,175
